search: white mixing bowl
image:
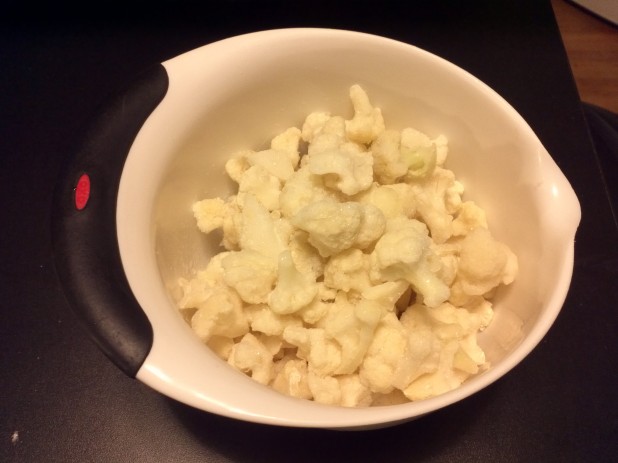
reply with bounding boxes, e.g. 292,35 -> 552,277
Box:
55,28 -> 581,430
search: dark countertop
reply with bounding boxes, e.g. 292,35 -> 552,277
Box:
2,1 -> 617,461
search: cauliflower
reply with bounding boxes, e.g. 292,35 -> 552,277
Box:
228,333 -> 275,385
398,301 -> 494,400
400,127 -> 438,181
270,126 -> 302,168
268,250 -> 319,314
307,371 -> 342,406
245,149 -> 295,182
177,252 -> 230,310
323,248 -> 372,293
190,285 -> 249,341
410,167 -> 465,244
291,200 -> 363,257
356,182 -> 416,220
221,249 -> 276,304
237,164 -> 282,211
370,130 -> 409,184
192,197 -> 241,250
238,193 -> 287,261
279,165 -> 339,218
245,303 -> 302,337
301,111 -> 332,144
345,84 -> 385,144
355,203 -> 386,249
316,292 -> 381,375
371,217 -> 450,308
283,325 -> 342,377
304,115 -> 347,155
181,84 -> 518,408
307,149 -> 374,196
450,227 -> 518,305
272,357 -> 312,400
370,127 -> 443,184
452,201 -> 488,236
359,312 -> 411,393
287,230 -> 326,281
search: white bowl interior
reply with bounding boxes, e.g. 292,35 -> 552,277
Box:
116,29 -> 580,429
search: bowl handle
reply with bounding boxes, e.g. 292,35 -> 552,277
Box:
51,64 -> 169,377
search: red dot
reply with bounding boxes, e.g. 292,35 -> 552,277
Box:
75,173 -> 91,210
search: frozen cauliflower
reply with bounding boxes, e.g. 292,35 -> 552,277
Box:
178,85 -> 518,407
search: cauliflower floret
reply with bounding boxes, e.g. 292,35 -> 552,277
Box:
245,149 -> 295,182
272,357 -> 312,400
316,292 -> 382,375
370,128 -> 443,184
190,285 -> 249,341
279,165 -> 339,218
227,131 -> 298,184
221,249 -> 276,304
399,301 -> 493,400
402,340 -> 465,401
371,217 -> 450,308
400,127 -> 438,181
270,126 -> 302,168
450,227 -> 518,305
307,149 -> 374,196
361,280 -> 411,312
225,151 -> 251,183
177,252 -> 230,310
228,333 -> 275,385
287,230 -> 326,281
356,182 -> 416,220
192,197 -> 226,234
432,242 -> 459,287
305,115 -> 347,155
239,194 -> 287,261
355,203 -> 386,249
323,248 -> 372,293
192,197 -> 242,250
338,374 -> 373,407
451,201 -> 488,236
245,303 -> 302,336
283,325 -> 342,377
307,370 -> 342,406
370,129 -> 409,184
434,134 -> 449,166
345,84 -> 385,144
410,167 -> 464,244
291,200 -> 363,257
237,165 -> 282,211
359,312 -> 409,393
268,250 -> 319,314
297,283 -> 335,324
301,112 -> 334,144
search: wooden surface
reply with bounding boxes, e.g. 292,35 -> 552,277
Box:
552,0 -> 618,113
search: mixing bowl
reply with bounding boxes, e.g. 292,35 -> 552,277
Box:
52,28 -> 581,429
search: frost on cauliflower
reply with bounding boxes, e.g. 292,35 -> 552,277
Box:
179,84 -> 518,408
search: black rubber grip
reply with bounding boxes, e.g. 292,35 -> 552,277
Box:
51,64 -> 169,377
